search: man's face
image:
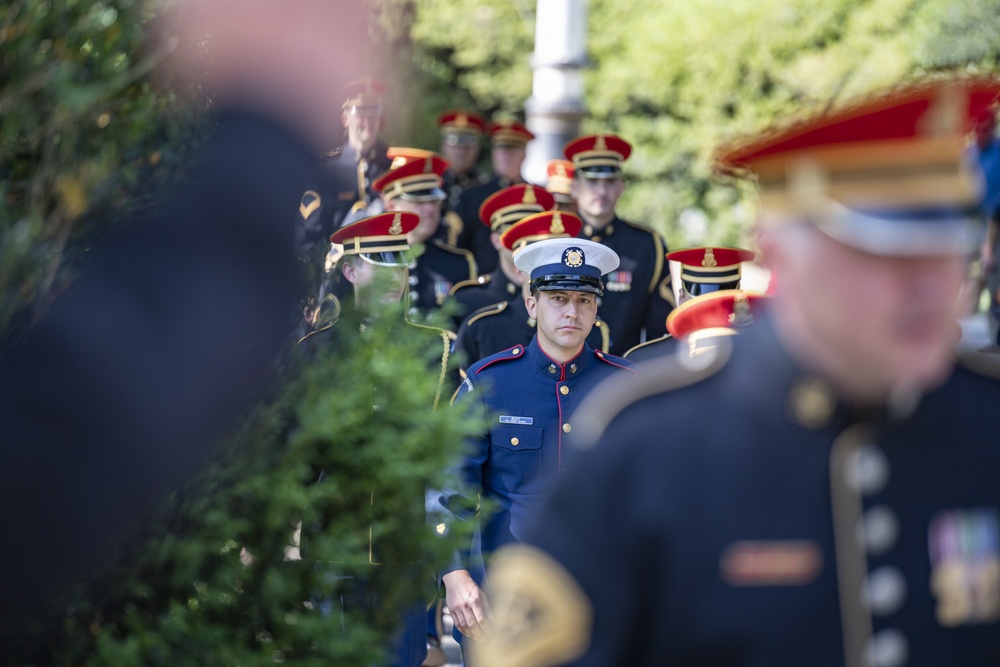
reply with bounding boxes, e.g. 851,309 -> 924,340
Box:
526,289 -> 598,359
341,259 -> 407,311
341,108 -> 384,154
765,225 -> 965,399
442,138 -> 481,175
491,144 -> 526,182
572,176 -> 625,223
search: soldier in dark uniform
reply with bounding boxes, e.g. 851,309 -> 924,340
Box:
439,110 -> 492,214
624,246 -> 756,361
297,212 -> 455,667
295,78 -> 393,258
456,211 -> 612,371
545,159 -> 577,214
372,152 -> 478,322
448,183 -> 555,330
472,77 -> 1000,667
447,121 -> 536,275
565,134 -> 675,356
440,237 -> 636,661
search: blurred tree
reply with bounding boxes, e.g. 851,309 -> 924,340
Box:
0,0 -> 206,340
388,0 -> 1000,248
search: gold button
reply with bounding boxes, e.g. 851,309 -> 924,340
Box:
511,437 -> 519,446
512,348 -> 521,355
562,423 -> 571,433
560,386 -> 569,395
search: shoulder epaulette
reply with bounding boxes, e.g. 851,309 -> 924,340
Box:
432,239 -> 478,280
957,348 -> 1000,380
593,318 -> 611,353
449,273 -> 491,297
470,344 -> 526,374
572,336 -> 733,450
466,301 -> 508,327
592,349 -> 637,372
623,334 -> 672,359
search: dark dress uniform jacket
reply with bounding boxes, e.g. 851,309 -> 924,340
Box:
408,238 -> 478,319
295,140 -> 392,255
508,316 -> 1000,667
443,337 -> 635,577
579,215 -> 673,356
448,265 -> 521,331
449,176 -> 524,275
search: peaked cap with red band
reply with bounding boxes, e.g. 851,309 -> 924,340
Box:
667,246 -> 755,301
439,110 -> 488,145
714,77 -> 1000,257
373,153 -> 449,202
329,212 -> 418,266
479,185 -> 556,233
667,290 -> 768,339
564,134 -> 632,179
545,159 -> 575,201
500,211 -> 583,254
342,77 -> 386,114
489,121 -> 534,147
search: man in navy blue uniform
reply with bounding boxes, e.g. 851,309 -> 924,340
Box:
440,237 -> 636,657
473,78 -> 1000,667
565,134 -> 674,355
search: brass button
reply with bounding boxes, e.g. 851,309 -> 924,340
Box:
511,437 -> 519,446
512,347 -> 521,355
560,386 -> 569,395
562,423 -> 571,433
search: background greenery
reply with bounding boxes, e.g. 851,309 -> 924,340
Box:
3,0 -> 1000,663
380,0 -> 1000,249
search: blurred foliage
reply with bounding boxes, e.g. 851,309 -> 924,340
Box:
0,0 -> 206,339
9,306 -> 477,666
383,0 -> 1000,249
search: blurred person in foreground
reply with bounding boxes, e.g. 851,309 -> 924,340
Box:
440,237 -> 636,663
0,0 -> 369,626
472,77 -> 1000,667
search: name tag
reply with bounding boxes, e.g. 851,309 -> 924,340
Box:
720,540 -> 822,586
499,415 -> 533,425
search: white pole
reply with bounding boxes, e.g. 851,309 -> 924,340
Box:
523,0 -> 588,186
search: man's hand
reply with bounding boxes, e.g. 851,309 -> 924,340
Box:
443,569 -> 491,640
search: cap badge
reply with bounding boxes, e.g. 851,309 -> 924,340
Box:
550,212 -> 565,235
594,135 -> 606,151
563,246 -> 585,268
556,163 -> 567,176
918,87 -> 967,139
424,156 -> 433,173
523,186 -> 537,205
728,291 -> 754,327
390,156 -> 407,169
702,248 -> 718,267
389,213 -> 403,235
456,112 -> 468,127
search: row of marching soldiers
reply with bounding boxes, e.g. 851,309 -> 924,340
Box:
296,77 -> 761,370
291,76 -> 768,667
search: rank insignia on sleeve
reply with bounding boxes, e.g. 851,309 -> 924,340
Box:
469,544 -> 592,667
928,507 -> 1000,627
